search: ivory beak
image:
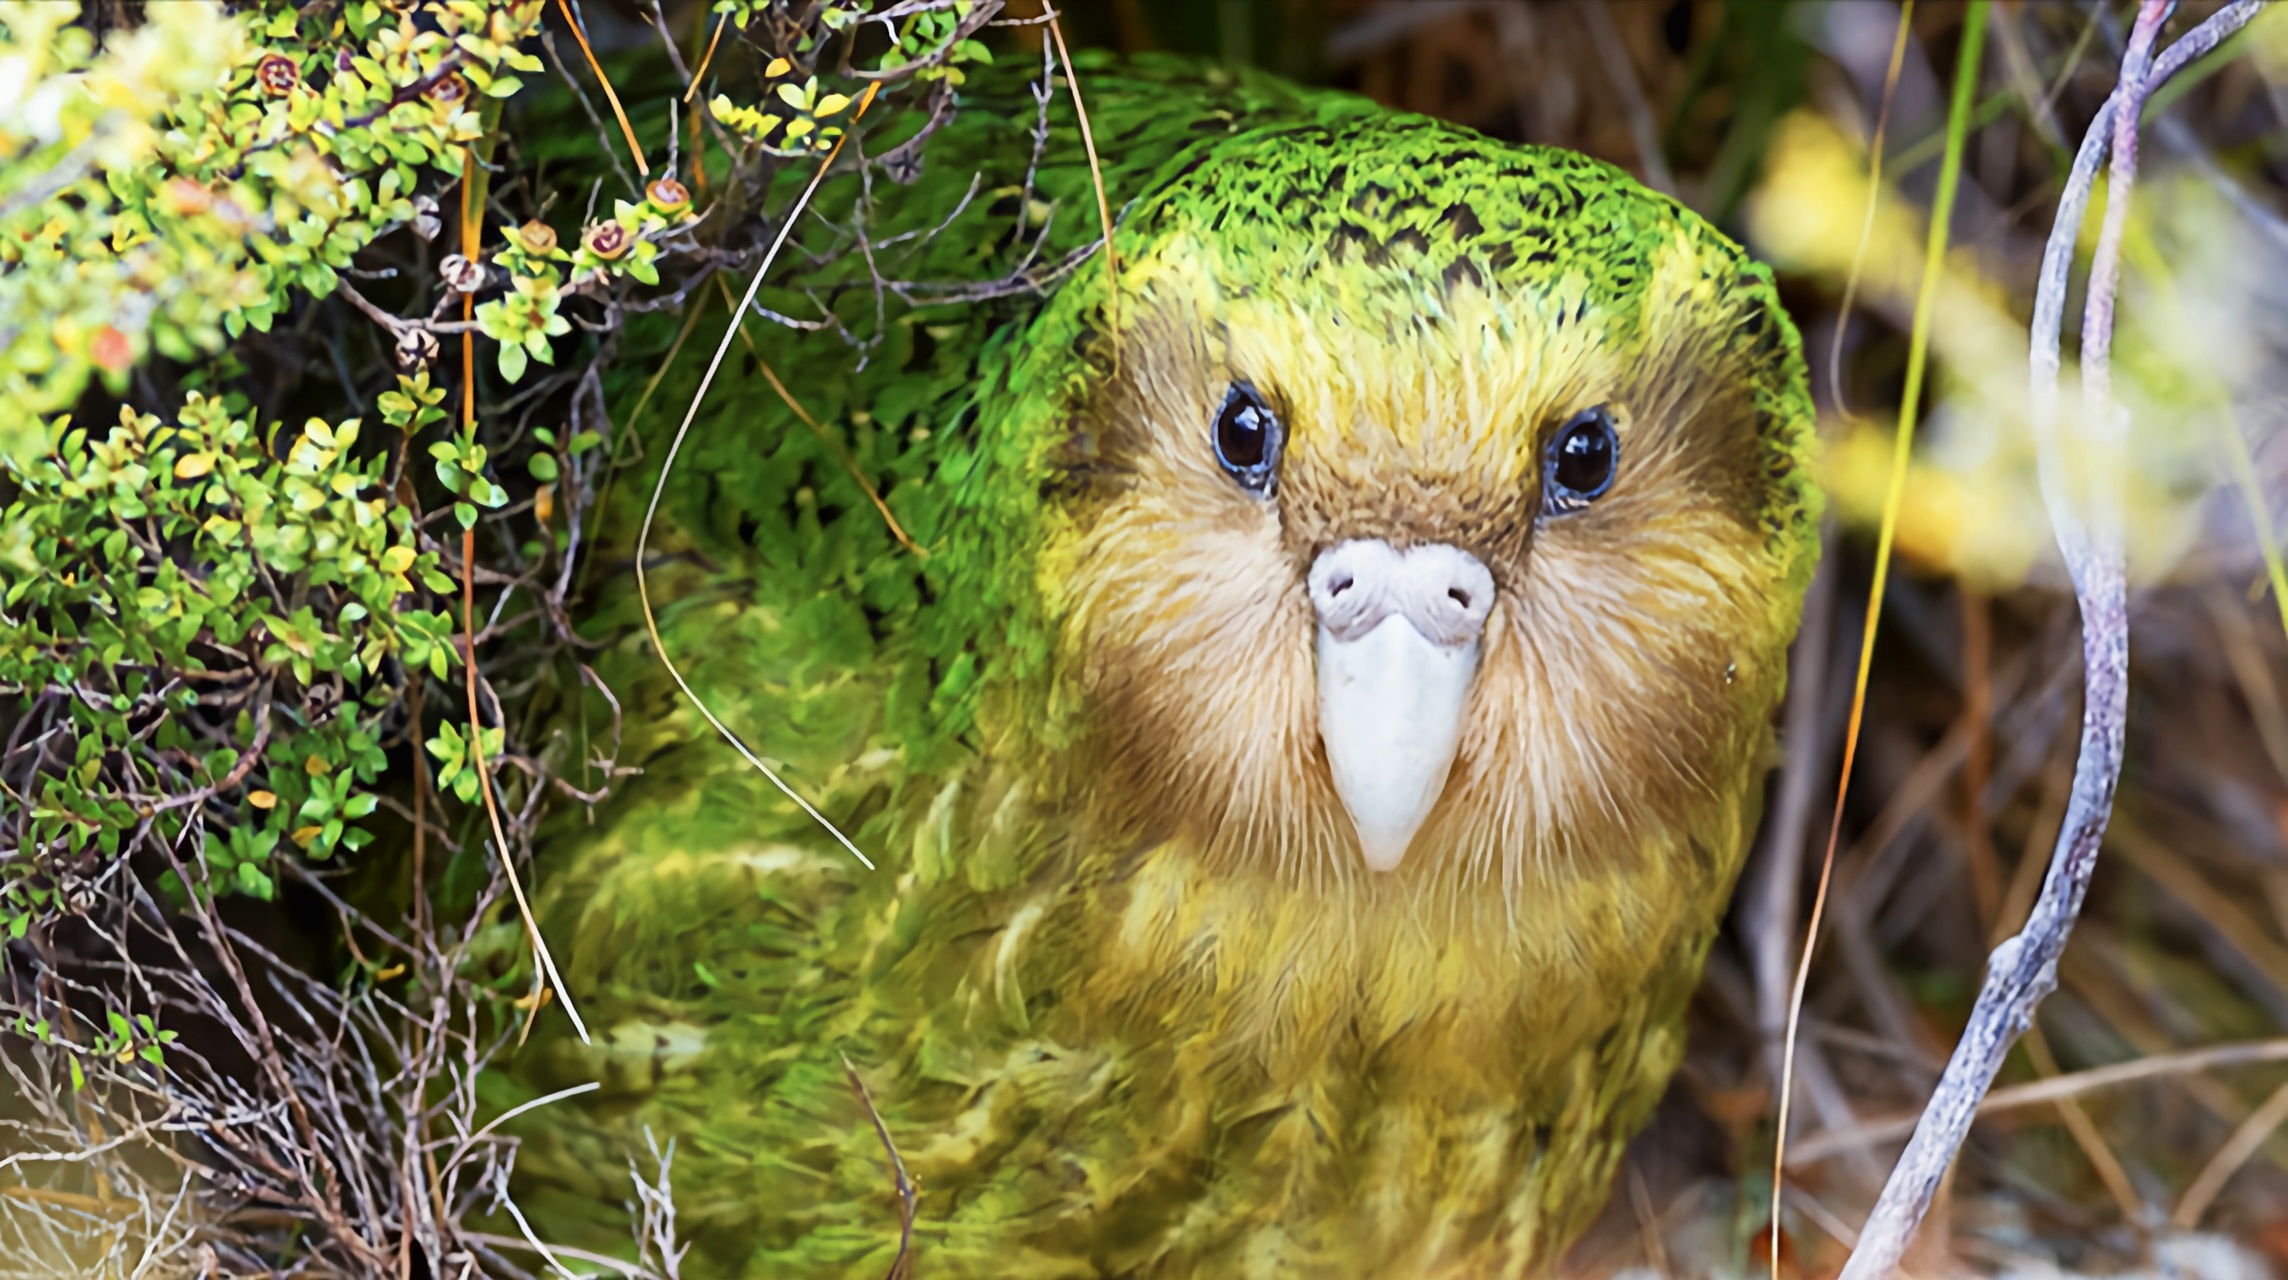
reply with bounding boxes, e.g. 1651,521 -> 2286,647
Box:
1309,541 -> 1494,872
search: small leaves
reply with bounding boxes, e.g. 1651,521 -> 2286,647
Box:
378,370 -> 448,434
427,420 -> 511,520
711,84 -> 853,156
1,389 -> 438,932
1,0 -> 991,1025
473,274 -> 570,383
872,1 -> 990,87
0,0 -> 549,452
426,721 -> 504,805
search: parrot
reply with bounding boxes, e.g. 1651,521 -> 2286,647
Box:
506,49 -> 1821,1280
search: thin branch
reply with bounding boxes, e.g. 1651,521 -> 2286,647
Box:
1835,2 -> 2270,1271
683,15 -> 727,104
542,28 -> 640,198
459,124 -> 589,1043
635,85 -> 884,873
1576,0 -> 1673,195
2175,1076 -> 2288,1228
843,1057 -> 916,1280
1824,0 -> 1916,421
1046,12 -> 1117,351
1787,1035 -> 2288,1164
714,276 -> 922,556
555,0 -> 650,178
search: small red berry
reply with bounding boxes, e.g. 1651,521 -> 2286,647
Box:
90,326 -> 133,374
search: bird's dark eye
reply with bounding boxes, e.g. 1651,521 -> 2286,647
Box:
1544,405 -> 1619,513
1213,380 -> 1282,494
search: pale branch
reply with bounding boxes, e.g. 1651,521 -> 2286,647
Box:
1835,1 -> 2269,1273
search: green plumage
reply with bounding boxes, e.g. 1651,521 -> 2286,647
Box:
510,53 -> 1818,1278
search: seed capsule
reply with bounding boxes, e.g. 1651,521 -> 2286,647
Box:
255,53 -> 300,97
584,221 -> 630,261
646,177 -> 691,214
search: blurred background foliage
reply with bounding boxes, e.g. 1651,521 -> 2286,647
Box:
8,1 -> 2288,1276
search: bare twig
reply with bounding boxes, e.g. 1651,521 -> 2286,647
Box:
1576,1 -> 1673,194
1788,1035 -> 2288,1164
635,85 -> 884,872
714,276 -> 922,556
1045,12 -> 1117,349
542,28 -> 640,198
554,0 -> 650,178
1835,3 -> 2270,1272
1824,0 -> 1915,420
457,117 -> 590,1048
1747,534 -> 1838,1077
626,1128 -> 686,1279
843,1057 -> 916,1280
137,681 -> 273,818
2176,1077 -> 2288,1228
683,15 -> 726,103
2021,1026 -> 2141,1224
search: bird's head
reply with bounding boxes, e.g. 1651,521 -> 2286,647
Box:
973,116 -> 1818,896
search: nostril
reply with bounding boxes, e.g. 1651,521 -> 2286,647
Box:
1330,576 -> 1354,597
1447,587 -> 1472,609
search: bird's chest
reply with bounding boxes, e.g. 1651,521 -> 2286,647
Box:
1059,852 -> 1673,1106
951,848 -> 1713,1273
881,792 -> 1732,1275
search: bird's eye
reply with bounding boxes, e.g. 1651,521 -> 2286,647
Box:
1543,405 -> 1619,514
1213,380 -> 1282,494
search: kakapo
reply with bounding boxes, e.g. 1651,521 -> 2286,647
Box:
510,51 -> 1819,1279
